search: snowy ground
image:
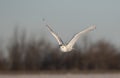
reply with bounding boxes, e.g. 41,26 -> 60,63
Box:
0,74 -> 120,78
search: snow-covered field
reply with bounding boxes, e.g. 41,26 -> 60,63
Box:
0,74 -> 120,78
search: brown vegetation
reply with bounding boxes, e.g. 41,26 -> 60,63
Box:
0,27 -> 120,72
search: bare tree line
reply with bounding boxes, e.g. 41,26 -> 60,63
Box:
0,27 -> 120,72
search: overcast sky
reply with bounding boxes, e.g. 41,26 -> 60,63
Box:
0,0 -> 120,47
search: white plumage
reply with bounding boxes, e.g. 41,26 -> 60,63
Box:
46,24 -> 96,52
